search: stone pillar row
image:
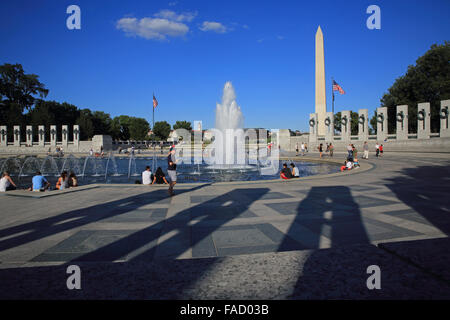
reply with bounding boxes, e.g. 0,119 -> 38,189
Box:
0,125 -> 80,145
309,100 -> 450,141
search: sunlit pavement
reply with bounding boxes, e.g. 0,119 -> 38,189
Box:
0,152 -> 449,299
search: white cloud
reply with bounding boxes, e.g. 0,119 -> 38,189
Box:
154,9 -> 197,22
199,21 -> 228,33
168,1 -> 178,6
116,17 -> 189,40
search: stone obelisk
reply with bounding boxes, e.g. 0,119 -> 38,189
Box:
315,26 -> 327,136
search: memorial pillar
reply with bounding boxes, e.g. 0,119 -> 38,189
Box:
324,112 -> 334,142
0,126 -> 7,147
440,100 -> 450,138
38,125 -> 45,146
50,125 -> 57,146
417,102 -> 430,140
396,105 -> 408,140
376,107 -> 388,142
358,109 -> 368,141
309,113 -> 318,143
13,125 -> 21,147
341,110 -> 351,141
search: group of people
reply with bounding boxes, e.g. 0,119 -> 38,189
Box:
295,142 -> 309,156
280,163 -> 300,179
316,143 -> 334,158
0,170 -> 78,193
341,143 -> 360,171
140,146 -> 178,196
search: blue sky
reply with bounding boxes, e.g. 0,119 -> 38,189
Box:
1,0 -> 449,132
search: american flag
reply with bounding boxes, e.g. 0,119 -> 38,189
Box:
153,94 -> 158,109
332,80 -> 345,94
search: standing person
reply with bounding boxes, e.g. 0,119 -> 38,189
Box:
375,142 -> 380,157
329,143 -> 334,157
295,142 -> 299,156
305,143 -> 308,153
290,163 -> 300,178
363,141 -> 369,159
318,143 -> 323,158
142,166 -> 152,185
380,144 -> 384,157
131,145 -> 135,156
347,144 -> 353,159
325,143 -> 330,156
167,147 -> 177,196
160,141 -> 164,154
0,171 -> 17,192
89,148 -> 93,157
352,144 -> 358,159
301,142 -> 305,156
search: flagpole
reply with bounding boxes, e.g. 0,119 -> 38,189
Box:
152,93 -> 156,173
331,77 -> 335,115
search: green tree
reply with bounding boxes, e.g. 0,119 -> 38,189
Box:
111,115 -> 131,140
380,42 -> 450,133
173,120 -> 192,131
76,109 -> 94,140
129,117 -> 150,140
92,111 -> 113,136
153,121 -> 171,140
0,63 -> 48,113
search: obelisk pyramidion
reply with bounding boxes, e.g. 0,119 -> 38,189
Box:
315,25 -> 327,136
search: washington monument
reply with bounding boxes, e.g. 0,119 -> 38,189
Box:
315,25 -> 327,136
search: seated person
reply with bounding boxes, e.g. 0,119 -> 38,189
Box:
68,172 -> 78,187
290,163 -> 300,178
152,167 -> 169,184
341,161 -> 347,172
346,160 -> 353,170
353,158 -> 360,168
142,166 -> 152,185
29,171 -> 50,191
0,171 -> 17,192
280,163 -> 293,179
56,171 -> 69,190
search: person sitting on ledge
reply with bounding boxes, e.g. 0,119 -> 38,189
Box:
68,172 -> 78,187
280,163 -> 293,179
28,171 -> 50,192
142,166 -> 152,185
152,167 -> 169,185
0,171 -> 17,192
341,160 -> 353,171
290,163 -> 300,178
353,158 -> 360,168
56,171 -> 69,190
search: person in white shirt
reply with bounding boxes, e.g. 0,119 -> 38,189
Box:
290,163 -> 300,178
142,166 -> 152,185
375,142 -> 380,157
0,171 -> 17,192
301,143 -> 305,156
346,160 -> 353,170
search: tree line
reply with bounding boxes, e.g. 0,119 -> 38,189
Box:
0,63 -> 196,142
